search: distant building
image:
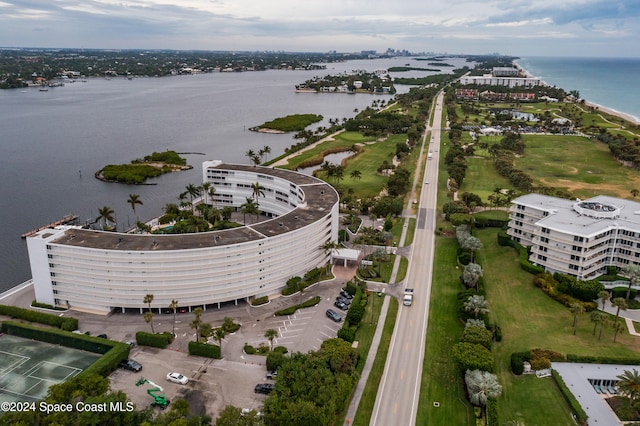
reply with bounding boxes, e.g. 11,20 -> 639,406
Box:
459,75 -> 543,88
492,67 -> 519,77
507,194 -> 640,280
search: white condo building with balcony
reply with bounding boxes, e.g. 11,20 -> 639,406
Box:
507,194 -> 640,280
26,162 -> 339,315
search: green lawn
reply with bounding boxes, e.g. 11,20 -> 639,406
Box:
461,157 -> 515,202
417,236 -> 472,425
514,134 -> 640,199
476,228 -> 640,424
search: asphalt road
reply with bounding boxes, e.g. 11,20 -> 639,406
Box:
370,92 -> 444,426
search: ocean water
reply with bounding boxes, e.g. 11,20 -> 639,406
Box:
515,56 -> 640,123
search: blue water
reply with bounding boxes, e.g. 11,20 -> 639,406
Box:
515,56 -> 640,123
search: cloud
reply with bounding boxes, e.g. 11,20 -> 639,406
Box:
0,0 -> 638,56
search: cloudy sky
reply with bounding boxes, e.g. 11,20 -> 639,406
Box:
1,0 -> 639,57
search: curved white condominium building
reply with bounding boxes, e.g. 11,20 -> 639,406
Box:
26,162 -> 339,315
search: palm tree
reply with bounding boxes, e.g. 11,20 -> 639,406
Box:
127,193 -> 143,219
264,328 -> 278,351
464,369 -> 502,407
144,311 -> 155,334
190,307 -> 204,342
251,182 -> 265,206
214,327 -> 226,355
622,264 -> 640,300
611,297 -> 628,342
208,186 -> 216,207
95,206 -> 115,230
240,197 -> 259,225
185,184 -> 201,214
143,294 -> 154,312
613,320 -> 626,343
260,145 -> 271,162
245,149 -> 256,165
320,240 -> 339,274
598,290 -> 610,310
463,263 -> 483,291
350,169 -> 362,180
617,369 -> 640,405
169,299 -> 179,337
200,182 -> 212,205
569,303 -> 585,335
590,310 -> 607,336
464,295 -> 490,319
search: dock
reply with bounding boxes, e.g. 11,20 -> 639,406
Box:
21,215 -> 79,238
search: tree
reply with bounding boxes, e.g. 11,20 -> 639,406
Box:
200,322 -> 212,339
631,189 -> 639,198
464,369 -> 502,406
265,328 -> 279,351
461,235 -> 483,263
190,307 -> 204,342
95,206 -> 115,230
214,327 -> 227,355
462,263 -> 483,291
144,293 -> 154,311
241,197 -> 259,225
245,149 -> 256,165
569,303 -> 585,335
590,310 -> 607,337
598,290 -> 610,310
200,181 -> 212,205
617,369 -> 640,406
320,240 -> 339,274
350,169 -> 362,181
251,182 -> 265,206
169,299 -> 178,337
611,297 -> 628,342
464,295 -> 490,319
185,183 -> 201,214
143,311 -> 155,334
622,264 -> 640,300
127,194 -> 143,216
260,145 -> 271,162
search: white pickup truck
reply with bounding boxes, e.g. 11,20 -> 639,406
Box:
403,288 -> 414,306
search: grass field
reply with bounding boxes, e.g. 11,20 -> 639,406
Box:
514,134 -> 640,199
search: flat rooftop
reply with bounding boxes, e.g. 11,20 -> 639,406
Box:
51,164 -> 338,251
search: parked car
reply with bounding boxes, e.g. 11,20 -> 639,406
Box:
326,309 -> 342,323
119,359 -> 142,372
266,370 -> 278,380
334,300 -> 349,311
166,372 -> 188,385
254,383 -> 274,394
340,289 -> 353,299
336,296 -> 351,306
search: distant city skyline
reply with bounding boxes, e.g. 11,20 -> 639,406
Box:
1,0 -> 639,57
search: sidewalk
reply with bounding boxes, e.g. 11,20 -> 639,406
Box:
343,294 -> 390,425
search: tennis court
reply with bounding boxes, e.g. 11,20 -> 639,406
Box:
0,334 -> 100,404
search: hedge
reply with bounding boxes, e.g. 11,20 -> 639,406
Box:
0,304 -> 78,331
510,351 -> 532,375
0,321 -> 129,377
551,369 -> 588,426
612,286 -> 637,299
136,331 -> 171,348
251,296 -> 269,306
565,354 -> 640,365
188,341 -> 221,359
274,296 -> 321,316
486,397 -> 499,426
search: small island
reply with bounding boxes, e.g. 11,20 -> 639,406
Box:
250,113 -> 323,133
96,150 -> 192,184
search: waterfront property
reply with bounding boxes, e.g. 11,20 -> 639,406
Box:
26,163 -> 339,315
507,193 -> 640,280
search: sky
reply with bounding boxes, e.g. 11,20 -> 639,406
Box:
1,0 -> 639,57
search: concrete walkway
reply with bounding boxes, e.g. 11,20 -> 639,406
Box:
343,294 -> 390,425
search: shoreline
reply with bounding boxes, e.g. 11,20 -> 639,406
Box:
514,60 -> 640,126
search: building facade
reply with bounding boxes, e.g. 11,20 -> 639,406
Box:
459,75 -> 543,88
27,162 -> 339,315
508,194 -> 640,280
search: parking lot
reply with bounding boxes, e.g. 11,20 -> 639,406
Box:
0,265 -> 369,419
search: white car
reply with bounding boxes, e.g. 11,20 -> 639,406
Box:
166,372 -> 188,385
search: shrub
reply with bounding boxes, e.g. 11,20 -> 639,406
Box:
612,286 -> 637,299
136,331 -> 170,348
273,346 -> 288,354
266,351 -> 286,371
188,341 -> 221,359
244,344 -> 256,354
222,317 -> 241,333
31,300 -> 66,311
510,351 -> 532,375
338,326 -> 356,343
452,342 -> 494,372
251,296 -> 269,306
274,296 -> 321,316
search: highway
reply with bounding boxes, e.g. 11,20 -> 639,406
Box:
370,91 -> 444,426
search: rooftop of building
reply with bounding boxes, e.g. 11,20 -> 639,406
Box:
46,164 -> 338,251
512,193 -> 640,237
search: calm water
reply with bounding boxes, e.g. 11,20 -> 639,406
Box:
0,56 -> 472,291
516,56 -> 640,122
